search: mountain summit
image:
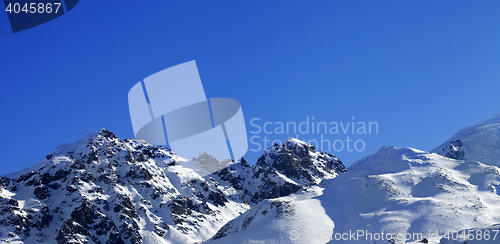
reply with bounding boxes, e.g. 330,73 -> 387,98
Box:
433,112 -> 500,166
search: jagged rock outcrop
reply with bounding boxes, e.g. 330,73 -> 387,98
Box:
212,138 -> 346,203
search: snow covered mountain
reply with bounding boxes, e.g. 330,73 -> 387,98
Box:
211,146 -> 500,244
209,112 -> 500,244
0,130 -> 346,244
433,112 -> 500,166
2,111 -> 499,244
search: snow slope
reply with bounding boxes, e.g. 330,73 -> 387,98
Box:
322,146 -> 500,243
209,187 -> 333,244
433,112 -> 500,166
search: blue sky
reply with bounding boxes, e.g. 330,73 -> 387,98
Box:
1,1 -> 499,176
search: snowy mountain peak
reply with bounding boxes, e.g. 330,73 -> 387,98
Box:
348,145 -> 427,175
255,138 -> 347,186
6,129 -> 178,180
0,129 -> 250,244
63,128 -> 119,148
483,111 -> 500,123
433,112 -> 500,166
266,137 -> 331,160
284,137 -> 313,150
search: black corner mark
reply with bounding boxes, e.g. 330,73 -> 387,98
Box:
3,0 -> 79,33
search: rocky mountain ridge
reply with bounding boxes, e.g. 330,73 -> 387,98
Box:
2,111 -> 498,244
0,130 -> 346,244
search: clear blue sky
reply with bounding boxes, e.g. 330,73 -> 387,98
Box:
1,1 -> 499,176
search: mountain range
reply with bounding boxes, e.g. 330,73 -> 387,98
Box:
0,112 -> 499,244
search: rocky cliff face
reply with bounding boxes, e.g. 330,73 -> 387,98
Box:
0,130 -> 346,244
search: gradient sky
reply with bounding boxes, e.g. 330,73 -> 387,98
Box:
1,1 -> 499,176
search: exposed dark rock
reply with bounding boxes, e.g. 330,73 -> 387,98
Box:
125,167 -> 153,180
107,231 -> 125,244
56,220 -> 91,244
33,186 -> 49,200
71,201 -> 97,227
442,139 -> 466,160
208,190 -> 228,207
